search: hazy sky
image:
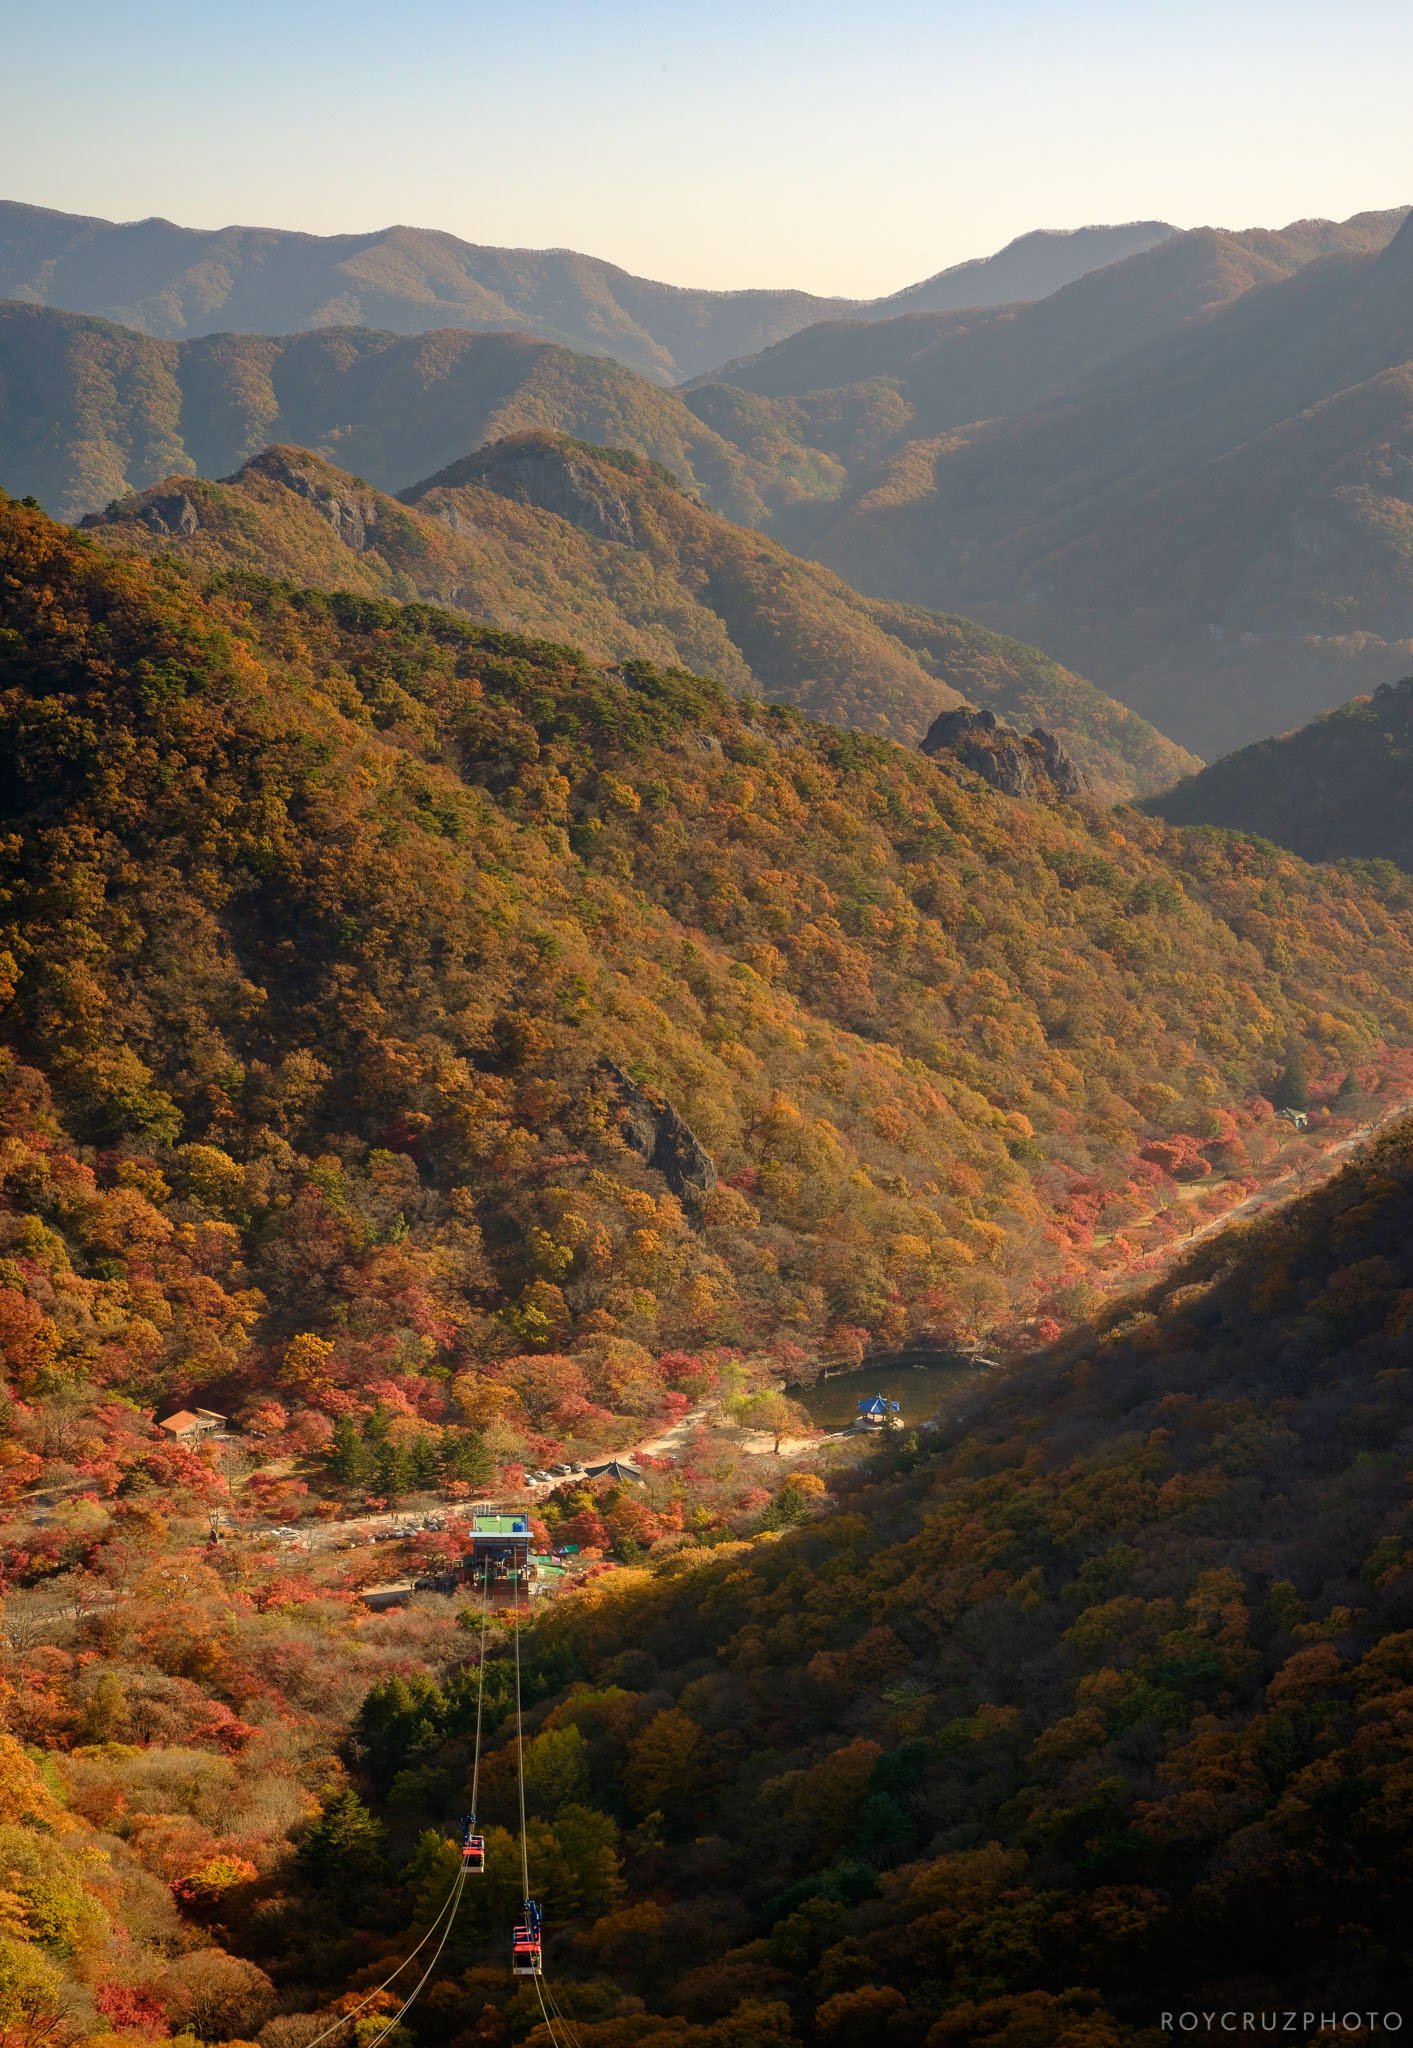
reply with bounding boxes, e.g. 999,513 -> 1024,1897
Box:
5,0 -> 1411,297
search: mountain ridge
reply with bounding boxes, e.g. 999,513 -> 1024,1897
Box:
0,301 -> 783,525
714,206 -> 1413,754
9,200 -> 1413,758
0,199 -> 1174,383
80,433 -> 1199,797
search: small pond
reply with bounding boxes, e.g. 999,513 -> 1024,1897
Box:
789,1351 -> 985,1433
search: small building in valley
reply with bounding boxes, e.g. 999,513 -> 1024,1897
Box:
360,1581 -> 415,1612
464,1513 -> 535,1603
157,1407 -> 229,1441
582,1459 -> 645,1486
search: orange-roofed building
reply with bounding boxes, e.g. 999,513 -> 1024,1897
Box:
157,1407 -> 228,1440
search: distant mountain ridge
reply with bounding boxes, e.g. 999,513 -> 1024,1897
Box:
0,304 -> 784,525
0,199 -> 1173,381
8,211 -> 1394,533
82,434 -> 1197,797
9,199 -> 1413,759
691,211 -> 1406,413
699,206 -> 1413,755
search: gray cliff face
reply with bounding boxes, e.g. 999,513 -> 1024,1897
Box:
598,1060 -> 716,1200
246,448 -> 383,552
437,439 -> 638,546
920,705 -> 1085,799
136,491 -> 200,538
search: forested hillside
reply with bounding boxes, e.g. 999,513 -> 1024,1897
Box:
6,483 -> 1413,2044
0,306 -> 781,524
6,487 -> 1413,1409
1146,674 -> 1413,865
0,201 -> 1172,379
17,1069 -> 1409,2044
12,11 -> 1413,2043
85,436 -> 1194,795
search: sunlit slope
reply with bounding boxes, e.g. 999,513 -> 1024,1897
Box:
7,492 -> 1413,1370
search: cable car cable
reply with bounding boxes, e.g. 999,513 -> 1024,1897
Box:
355,1555 -> 497,2041
361,1862 -> 468,2048
304,1553 -> 497,2046
460,1555 -> 492,1877
534,1970 -> 567,2048
513,1560 -> 531,1901
469,1555 -> 490,1820
545,1979 -> 585,2048
296,1865 -> 465,2048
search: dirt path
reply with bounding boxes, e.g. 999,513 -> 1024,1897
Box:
1176,1096 -> 1413,1253
629,1409 -> 709,1460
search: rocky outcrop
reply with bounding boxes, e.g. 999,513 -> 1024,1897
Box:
420,434 -> 639,546
920,706 -> 1085,799
245,447 -> 383,552
598,1060 -> 716,1199
137,490 -> 200,538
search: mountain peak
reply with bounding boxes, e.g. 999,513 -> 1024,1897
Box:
1375,206 -> 1413,268
865,220 -> 1178,316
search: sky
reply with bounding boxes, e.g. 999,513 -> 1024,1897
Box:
4,0 -> 1412,298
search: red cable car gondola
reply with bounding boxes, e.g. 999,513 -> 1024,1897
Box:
460,1815 -> 485,1875
512,1899 -> 543,1976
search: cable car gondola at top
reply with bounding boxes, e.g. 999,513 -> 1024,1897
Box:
460,1815 -> 485,1875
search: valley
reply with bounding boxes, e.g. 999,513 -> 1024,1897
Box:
5,83 -> 1413,2046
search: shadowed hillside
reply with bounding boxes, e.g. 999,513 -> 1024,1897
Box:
691,210 -> 1404,419
1146,674 -> 1413,864
736,211 -> 1413,755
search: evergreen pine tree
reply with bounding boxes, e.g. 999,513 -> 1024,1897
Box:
443,1429 -> 493,1488
1272,1043 -> 1313,1111
298,1787 -> 387,1892
328,1415 -> 371,1486
409,1435 -> 440,1489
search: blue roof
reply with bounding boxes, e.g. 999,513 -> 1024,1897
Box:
858,1395 -> 901,1414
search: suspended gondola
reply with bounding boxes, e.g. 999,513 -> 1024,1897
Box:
512,1898 -> 544,1976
